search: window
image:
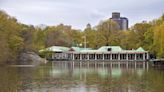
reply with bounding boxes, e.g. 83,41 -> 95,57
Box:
107,48 -> 112,51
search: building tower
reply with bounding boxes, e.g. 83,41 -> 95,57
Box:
110,12 -> 128,30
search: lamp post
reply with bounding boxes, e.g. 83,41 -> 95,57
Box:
82,35 -> 87,50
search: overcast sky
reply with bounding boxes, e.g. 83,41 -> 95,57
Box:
0,0 -> 164,29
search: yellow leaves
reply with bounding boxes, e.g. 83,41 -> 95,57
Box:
8,35 -> 24,51
153,21 -> 164,58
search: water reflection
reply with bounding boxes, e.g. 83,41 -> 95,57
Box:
0,62 -> 164,92
0,67 -> 21,92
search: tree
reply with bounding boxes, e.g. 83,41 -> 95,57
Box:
83,24 -> 97,48
132,22 -> 152,47
45,25 -> 73,47
96,19 -> 119,47
144,28 -> 154,52
153,21 -> 164,58
0,10 -> 24,64
119,31 -> 135,49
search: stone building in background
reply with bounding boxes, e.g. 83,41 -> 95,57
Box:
110,12 -> 128,30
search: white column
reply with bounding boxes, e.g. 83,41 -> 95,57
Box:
110,54 -> 112,60
126,53 -> 128,61
135,53 -> 137,61
143,53 -> 145,60
147,52 -> 149,60
95,54 -> 97,60
102,53 -> 104,60
118,53 -> 120,60
87,54 -> 89,60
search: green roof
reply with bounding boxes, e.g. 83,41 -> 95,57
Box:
98,46 -> 122,52
80,46 -> 123,53
71,47 -> 92,52
136,47 -> 145,52
39,46 -> 147,53
80,50 -> 98,53
40,46 -> 70,52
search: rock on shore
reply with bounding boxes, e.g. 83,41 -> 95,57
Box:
19,52 -> 46,65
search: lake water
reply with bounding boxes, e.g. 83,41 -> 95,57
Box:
0,61 -> 164,92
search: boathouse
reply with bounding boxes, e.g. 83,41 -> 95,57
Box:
40,46 -> 149,61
